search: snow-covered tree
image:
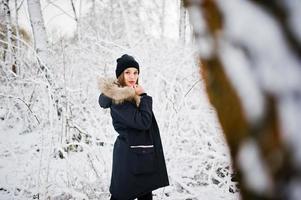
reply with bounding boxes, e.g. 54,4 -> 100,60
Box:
179,0 -> 187,43
27,0 -> 48,69
0,1 -> 238,199
1,0 -> 14,69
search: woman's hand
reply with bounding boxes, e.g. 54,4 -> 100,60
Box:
133,84 -> 145,95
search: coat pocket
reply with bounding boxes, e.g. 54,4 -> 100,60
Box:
129,146 -> 156,175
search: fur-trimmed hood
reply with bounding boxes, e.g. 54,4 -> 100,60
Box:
98,77 -> 141,107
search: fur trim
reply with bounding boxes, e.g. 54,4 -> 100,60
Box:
98,77 -> 141,107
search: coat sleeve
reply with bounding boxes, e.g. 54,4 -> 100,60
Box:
98,93 -> 112,108
111,95 -> 153,130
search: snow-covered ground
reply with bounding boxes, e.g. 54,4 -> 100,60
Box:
0,36 -> 238,199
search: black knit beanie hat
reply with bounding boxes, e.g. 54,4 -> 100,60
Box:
115,54 -> 140,78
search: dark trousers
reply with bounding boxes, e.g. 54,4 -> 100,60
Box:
110,192 -> 152,200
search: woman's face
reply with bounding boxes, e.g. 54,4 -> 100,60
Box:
124,67 -> 139,87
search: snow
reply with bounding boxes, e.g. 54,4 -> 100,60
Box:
0,1 -> 240,199
0,26 -> 237,200
218,39 -> 265,124
27,0 -> 49,63
187,6 -> 214,58
186,0 -> 301,198
288,180 -> 301,200
284,0 -> 301,43
237,139 -> 271,195
217,0 -> 301,93
0,39 -> 238,199
217,0 -> 301,168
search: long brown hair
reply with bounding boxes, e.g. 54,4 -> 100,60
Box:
117,71 -> 139,87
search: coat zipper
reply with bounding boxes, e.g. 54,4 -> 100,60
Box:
130,145 -> 154,148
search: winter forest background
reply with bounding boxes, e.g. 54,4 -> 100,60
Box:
1,0 -> 301,200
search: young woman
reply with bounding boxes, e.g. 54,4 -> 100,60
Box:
98,54 -> 169,200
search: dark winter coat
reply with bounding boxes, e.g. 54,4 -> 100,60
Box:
98,78 -> 169,200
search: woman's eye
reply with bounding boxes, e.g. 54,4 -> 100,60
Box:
125,71 -> 130,74
134,72 -> 138,75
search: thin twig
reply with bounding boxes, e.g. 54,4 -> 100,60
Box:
87,153 -> 101,179
0,93 -> 40,124
17,0 -> 25,11
184,80 -> 200,97
47,1 -> 75,19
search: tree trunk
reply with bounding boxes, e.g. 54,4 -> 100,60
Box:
14,0 -> 21,74
70,0 -> 81,42
27,0 -> 48,69
185,0 -> 301,199
2,0 -> 13,67
179,0 -> 186,43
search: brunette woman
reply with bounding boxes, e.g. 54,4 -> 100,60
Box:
98,54 -> 169,200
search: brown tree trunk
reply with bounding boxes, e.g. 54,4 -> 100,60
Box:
184,0 -> 300,199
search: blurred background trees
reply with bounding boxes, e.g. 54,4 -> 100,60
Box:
184,0 -> 301,199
